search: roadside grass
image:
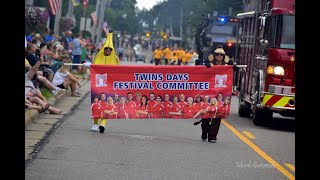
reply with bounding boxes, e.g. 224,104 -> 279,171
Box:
40,88 -> 53,100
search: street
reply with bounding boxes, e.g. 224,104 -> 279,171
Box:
25,94 -> 295,180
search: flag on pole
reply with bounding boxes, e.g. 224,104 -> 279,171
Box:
90,11 -> 97,27
72,0 -> 80,6
48,0 -> 61,15
83,0 -> 89,8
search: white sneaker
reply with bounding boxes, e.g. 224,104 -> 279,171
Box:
52,89 -> 65,96
90,125 -> 98,132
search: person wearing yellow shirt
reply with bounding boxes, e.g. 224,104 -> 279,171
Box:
153,46 -> 163,65
91,30 -> 120,133
185,50 -> 193,65
170,48 -> 179,65
181,49 -> 189,65
163,46 -> 172,65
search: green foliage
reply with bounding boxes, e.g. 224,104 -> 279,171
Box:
40,88 -> 53,100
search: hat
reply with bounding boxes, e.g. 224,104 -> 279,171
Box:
214,48 -> 225,54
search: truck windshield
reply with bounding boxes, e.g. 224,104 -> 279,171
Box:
271,15 -> 295,49
210,25 -> 234,35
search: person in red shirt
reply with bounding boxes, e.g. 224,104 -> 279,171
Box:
192,95 -> 211,141
136,95 -> 149,118
126,92 -> 137,119
152,95 -> 164,118
116,96 -> 129,119
193,94 -> 203,111
96,93 -> 108,133
104,96 -> 118,119
182,97 -> 198,118
147,92 -> 157,118
90,96 -> 101,132
208,96 -> 230,143
114,93 -> 120,106
161,93 -> 172,118
216,92 -> 224,108
169,96 -> 182,119
134,92 -> 142,106
178,93 -> 187,109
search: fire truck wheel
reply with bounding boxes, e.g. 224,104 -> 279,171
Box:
253,108 -> 272,126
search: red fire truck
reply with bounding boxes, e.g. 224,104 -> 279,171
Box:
234,0 -> 295,125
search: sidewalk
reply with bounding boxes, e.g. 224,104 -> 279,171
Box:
25,73 -> 91,162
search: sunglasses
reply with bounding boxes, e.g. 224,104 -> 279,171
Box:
214,53 -> 224,56
104,47 -> 113,51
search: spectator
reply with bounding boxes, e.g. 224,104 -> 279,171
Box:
26,43 -> 54,82
25,58 -> 64,97
25,81 -> 62,114
70,33 -> 86,72
51,58 -> 81,97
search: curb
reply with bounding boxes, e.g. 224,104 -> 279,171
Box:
25,76 -> 90,128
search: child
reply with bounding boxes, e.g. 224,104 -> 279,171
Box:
90,96 -> 101,132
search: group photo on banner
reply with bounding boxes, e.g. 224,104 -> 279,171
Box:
90,65 -> 233,120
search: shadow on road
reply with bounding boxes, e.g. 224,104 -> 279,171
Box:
264,117 -> 295,132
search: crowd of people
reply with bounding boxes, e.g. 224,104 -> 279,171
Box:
25,28 -> 93,114
152,45 -> 196,66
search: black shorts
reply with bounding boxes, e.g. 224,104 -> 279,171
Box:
57,84 -> 66,89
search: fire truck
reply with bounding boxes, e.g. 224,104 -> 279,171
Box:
235,0 -> 295,125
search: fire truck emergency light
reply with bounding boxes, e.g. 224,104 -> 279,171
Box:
228,43 -> 232,47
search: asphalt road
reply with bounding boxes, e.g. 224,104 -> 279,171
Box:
25,94 -> 295,180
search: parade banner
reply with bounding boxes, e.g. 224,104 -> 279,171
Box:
90,65 -> 233,119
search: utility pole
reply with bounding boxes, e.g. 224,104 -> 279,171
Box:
179,7 -> 183,47
67,0 -> 74,18
92,0 -> 101,44
54,0 -> 63,35
82,5 -> 88,37
96,0 -> 107,45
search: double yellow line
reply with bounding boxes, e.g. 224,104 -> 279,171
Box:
222,120 -> 295,180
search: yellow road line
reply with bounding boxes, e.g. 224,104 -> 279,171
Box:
221,120 -> 295,180
242,131 -> 256,139
285,163 -> 295,172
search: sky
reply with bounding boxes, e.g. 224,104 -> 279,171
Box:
135,0 -> 165,10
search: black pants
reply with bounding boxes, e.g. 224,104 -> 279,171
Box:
208,118 -> 222,141
201,118 -> 222,141
155,58 -> 160,65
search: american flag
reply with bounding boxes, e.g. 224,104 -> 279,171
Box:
90,11 -> 97,27
83,0 -> 89,8
48,0 -> 61,15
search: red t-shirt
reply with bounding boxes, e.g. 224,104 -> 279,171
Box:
152,103 -> 164,118
200,102 -> 210,119
137,104 -> 149,119
182,104 -> 198,118
178,101 -> 187,109
91,102 -> 101,119
207,105 -> 218,118
216,104 -> 230,119
134,99 -> 141,107
217,101 -> 224,108
105,104 -> 118,119
162,101 -> 173,118
126,100 -> 137,119
147,100 -> 157,118
98,100 -> 107,118
116,103 -> 128,119
169,103 -> 182,119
